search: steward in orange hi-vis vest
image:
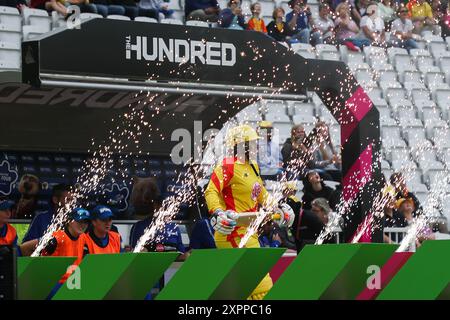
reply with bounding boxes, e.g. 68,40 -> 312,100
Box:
41,208 -> 91,262
83,205 -> 121,254
0,223 -> 17,246
0,200 -> 18,246
205,125 -> 295,300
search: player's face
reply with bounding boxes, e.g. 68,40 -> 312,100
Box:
93,217 -> 112,234
71,220 -> 89,235
308,172 -> 321,183
399,9 -> 408,19
320,6 -> 329,17
292,127 -> 305,140
253,4 -> 261,15
0,209 -> 11,224
231,0 -> 241,9
400,202 -> 414,215
312,205 -> 328,224
276,9 -> 284,19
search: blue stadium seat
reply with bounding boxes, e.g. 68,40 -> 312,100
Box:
55,167 -> 69,175
21,155 -> 35,163
148,159 -> 161,167
53,155 -> 68,164
70,156 -> 84,165
37,155 -> 51,163
22,165 -> 37,174
39,166 -> 53,175
134,169 -> 149,177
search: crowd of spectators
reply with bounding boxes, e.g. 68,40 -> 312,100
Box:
184,0 -> 450,51
0,0 -> 173,20
1,0 -> 448,47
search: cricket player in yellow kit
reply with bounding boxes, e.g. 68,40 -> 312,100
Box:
205,124 -> 294,300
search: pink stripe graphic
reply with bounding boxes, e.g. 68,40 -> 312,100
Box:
339,86 -> 373,143
342,143 -> 373,202
356,252 -> 413,300
269,256 -> 296,284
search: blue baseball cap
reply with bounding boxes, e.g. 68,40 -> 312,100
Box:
0,200 -> 15,211
91,205 -> 114,220
70,208 -> 91,222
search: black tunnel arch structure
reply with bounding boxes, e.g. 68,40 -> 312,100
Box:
15,18 -> 382,242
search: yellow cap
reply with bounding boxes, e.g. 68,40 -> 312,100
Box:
383,185 -> 396,198
283,181 -> 299,191
258,121 -> 273,129
226,125 -> 260,148
395,197 -> 412,209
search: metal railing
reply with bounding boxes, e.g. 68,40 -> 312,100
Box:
330,227 -> 409,244
11,219 -> 411,247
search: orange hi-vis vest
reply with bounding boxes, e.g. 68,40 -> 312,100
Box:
43,229 -> 86,260
84,230 -> 121,254
0,224 -> 17,245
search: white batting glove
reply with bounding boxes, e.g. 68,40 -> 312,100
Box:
272,203 -> 295,228
210,209 -> 239,235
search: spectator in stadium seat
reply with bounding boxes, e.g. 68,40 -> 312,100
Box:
22,184 -> 73,243
409,0 -> 439,34
185,0 -> 220,22
301,170 -> 335,210
247,2 -> 267,33
138,0 -> 172,20
311,121 -> 342,182
218,0 -> 246,29
256,121 -> 283,178
390,6 -> 419,51
282,123 -> 337,180
30,0 -> 66,16
108,0 -> 140,19
294,197 -> 332,252
259,221 -> 282,247
281,124 -> 312,177
352,0 -> 370,24
382,187 -> 407,243
30,0 -> 97,17
390,172 -> 423,217
259,220 -> 297,250
335,2 -> 371,50
267,7 -> 295,42
89,0 -> 126,17
281,181 -> 301,233
356,2 -> 387,46
395,197 -> 416,225
286,0 -> 322,45
377,0 -> 396,25
1,0 -> 27,11
312,3 -> 336,44
71,0 -> 98,14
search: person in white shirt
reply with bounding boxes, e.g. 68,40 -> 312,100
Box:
357,3 -> 386,46
390,6 -> 419,52
312,3 -> 336,44
377,0 -> 396,24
